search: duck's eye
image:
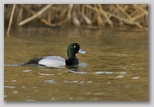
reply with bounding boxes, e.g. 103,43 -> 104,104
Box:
74,46 -> 76,48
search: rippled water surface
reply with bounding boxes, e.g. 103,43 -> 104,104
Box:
4,28 -> 148,101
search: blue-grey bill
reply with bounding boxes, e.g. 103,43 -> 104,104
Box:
78,48 -> 87,54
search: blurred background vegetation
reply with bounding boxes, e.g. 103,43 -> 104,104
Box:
4,4 -> 148,36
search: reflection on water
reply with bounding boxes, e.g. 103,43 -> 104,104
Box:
4,28 -> 148,101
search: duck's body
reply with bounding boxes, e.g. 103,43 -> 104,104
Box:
25,43 -> 86,68
26,56 -> 66,68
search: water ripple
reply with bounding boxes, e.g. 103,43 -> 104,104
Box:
4,86 -> 16,89
67,70 -> 87,74
132,77 -> 140,79
44,79 -> 55,84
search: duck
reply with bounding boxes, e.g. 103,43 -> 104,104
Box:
25,43 -> 86,68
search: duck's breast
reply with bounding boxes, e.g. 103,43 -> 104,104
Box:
38,56 -> 66,68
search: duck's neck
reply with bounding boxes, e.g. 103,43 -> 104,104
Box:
67,50 -> 76,58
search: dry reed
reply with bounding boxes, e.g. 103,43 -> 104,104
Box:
5,4 -> 148,35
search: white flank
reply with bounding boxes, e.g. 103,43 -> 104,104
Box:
38,56 -> 65,68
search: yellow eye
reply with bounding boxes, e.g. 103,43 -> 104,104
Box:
74,46 -> 76,48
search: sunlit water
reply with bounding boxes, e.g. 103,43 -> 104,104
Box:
4,28 -> 148,101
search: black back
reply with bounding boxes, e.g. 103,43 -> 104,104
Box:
26,57 -> 43,64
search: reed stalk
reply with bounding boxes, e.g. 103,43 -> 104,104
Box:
18,4 -> 52,26
5,4 -> 148,32
6,4 -> 16,37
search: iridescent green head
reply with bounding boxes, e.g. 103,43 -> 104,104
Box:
67,43 -> 86,58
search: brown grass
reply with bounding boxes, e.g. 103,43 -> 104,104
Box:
5,4 -> 148,35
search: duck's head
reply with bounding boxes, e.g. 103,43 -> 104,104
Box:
67,43 -> 86,58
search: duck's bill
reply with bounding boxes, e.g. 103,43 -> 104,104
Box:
78,49 -> 87,54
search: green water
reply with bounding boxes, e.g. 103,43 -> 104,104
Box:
4,28 -> 148,101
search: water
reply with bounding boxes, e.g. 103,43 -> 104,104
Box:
4,28 -> 148,101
